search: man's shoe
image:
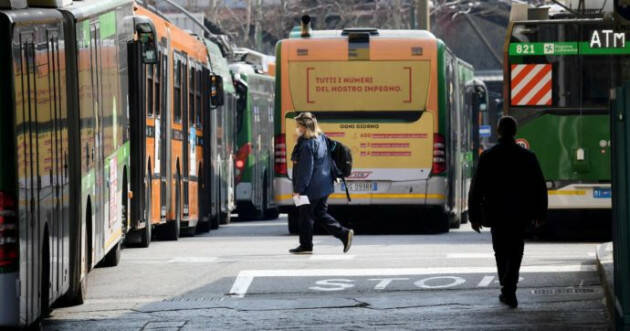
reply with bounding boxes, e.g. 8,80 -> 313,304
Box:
289,246 -> 312,255
342,230 -> 354,253
499,294 -> 518,308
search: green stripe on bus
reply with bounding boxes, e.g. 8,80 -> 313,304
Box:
510,42 -> 630,56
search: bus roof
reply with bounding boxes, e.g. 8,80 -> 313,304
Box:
289,28 -> 437,41
0,6 -> 62,26
59,0 -> 132,21
511,18 -> 604,25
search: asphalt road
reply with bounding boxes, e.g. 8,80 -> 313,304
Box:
44,215 -> 610,330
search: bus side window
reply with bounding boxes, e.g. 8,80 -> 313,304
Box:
174,59 -> 181,123
154,50 -> 160,117
147,62 -> 153,117
182,58 -> 188,126
195,69 -> 202,128
189,65 -> 195,126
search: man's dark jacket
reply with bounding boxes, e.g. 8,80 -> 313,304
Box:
468,138 -> 548,228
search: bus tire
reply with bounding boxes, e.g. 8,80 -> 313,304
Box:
165,178 -> 182,240
430,208 -> 450,234
210,213 -> 220,230
220,211 -> 231,225
100,241 -> 122,267
288,208 -> 299,234
197,217 -> 212,233
219,189 -> 231,225
450,213 -> 461,229
139,176 -> 152,247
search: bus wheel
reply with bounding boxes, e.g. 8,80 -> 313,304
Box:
430,208 -> 450,234
100,241 -> 122,267
210,213 -> 220,230
139,176 -> 152,247
450,213 -> 461,229
165,178 -> 182,240
198,215 -> 212,233
220,211 -> 231,225
219,188 -> 231,225
288,208 -> 299,234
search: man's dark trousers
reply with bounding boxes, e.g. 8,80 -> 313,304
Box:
299,197 -> 347,249
491,225 -> 526,296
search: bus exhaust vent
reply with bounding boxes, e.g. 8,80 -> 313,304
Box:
26,0 -> 71,8
0,0 -> 27,9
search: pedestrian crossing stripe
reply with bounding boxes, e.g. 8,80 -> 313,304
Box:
510,64 -> 552,106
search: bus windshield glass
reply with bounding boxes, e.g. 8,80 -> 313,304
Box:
509,22 -> 630,110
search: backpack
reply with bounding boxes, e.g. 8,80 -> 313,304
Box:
325,137 -> 353,201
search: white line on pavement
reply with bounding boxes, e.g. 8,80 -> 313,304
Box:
477,275 -> 495,287
167,257 -> 218,263
228,264 -> 596,298
447,253 -> 494,259
310,255 -> 355,261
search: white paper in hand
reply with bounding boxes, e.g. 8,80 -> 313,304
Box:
293,195 -> 310,206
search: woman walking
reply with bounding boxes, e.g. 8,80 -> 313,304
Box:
289,112 -> 354,255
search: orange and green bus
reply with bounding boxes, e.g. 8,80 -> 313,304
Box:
274,20 -> 475,233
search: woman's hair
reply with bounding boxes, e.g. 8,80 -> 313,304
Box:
295,112 -> 323,139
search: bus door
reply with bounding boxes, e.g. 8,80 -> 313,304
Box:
159,38 -> 169,218
128,18 -> 157,229
89,23 -> 105,251
16,31 -> 39,322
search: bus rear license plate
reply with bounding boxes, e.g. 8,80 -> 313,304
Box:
341,182 -> 377,192
593,188 -> 611,199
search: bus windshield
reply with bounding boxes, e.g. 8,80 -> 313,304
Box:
509,22 -> 630,110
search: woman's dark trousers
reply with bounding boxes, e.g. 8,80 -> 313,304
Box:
299,196 -> 347,249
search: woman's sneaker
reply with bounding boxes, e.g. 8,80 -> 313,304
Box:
342,230 -> 354,253
289,246 -> 313,255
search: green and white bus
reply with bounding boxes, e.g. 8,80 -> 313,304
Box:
205,39 -> 237,226
231,60 -> 277,220
0,0 -> 149,326
505,17 -> 630,213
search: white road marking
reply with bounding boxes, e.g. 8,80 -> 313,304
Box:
228,264 -> 596,298
477,275 -> 495,287
309,279 -> 355,291
368,278 -> 410,290
447,253 -> 494,259
167,257 -> 218,263
310,255 -> 355,261
414,276 -> 466,289
447,253 -> 594,259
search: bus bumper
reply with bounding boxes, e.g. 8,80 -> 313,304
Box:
548,183 -> 611,209
274,177 -> 447,207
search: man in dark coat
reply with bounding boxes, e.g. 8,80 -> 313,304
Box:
468,116 -> 548,308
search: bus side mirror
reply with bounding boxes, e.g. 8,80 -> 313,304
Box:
210,75 -> 225,107
134,18 -> 157,64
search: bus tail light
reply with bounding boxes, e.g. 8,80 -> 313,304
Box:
274,134 -> 287,176
0,192 -> 18,268
235,143 -> 252,183
432,134 -> 447,175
